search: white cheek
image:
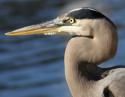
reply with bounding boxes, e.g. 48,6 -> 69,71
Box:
58,26 -> 83,35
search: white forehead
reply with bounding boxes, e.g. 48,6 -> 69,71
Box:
69,8 -> 83,12
69,7 -> 97,13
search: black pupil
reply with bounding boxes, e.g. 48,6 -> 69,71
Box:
70,19 -> 73,22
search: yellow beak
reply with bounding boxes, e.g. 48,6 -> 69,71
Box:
5,19 -> 62,36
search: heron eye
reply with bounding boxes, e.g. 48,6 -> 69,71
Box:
68,17 -> 75,24
63,17 -> 76,24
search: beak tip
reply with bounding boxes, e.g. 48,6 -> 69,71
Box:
5,32 -> 9,36
5,31 -> 17,36
5,32 -> 11,36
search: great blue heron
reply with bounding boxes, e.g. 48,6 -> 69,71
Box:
6,7 -> 125,97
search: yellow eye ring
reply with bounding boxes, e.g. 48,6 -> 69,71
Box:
68,17 -> 75,24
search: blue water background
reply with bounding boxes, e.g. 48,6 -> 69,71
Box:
0,0 -> 125,97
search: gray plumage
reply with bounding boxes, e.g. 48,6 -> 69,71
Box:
5,7 -> 125,97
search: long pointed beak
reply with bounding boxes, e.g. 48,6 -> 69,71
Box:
5,19 -> 63,36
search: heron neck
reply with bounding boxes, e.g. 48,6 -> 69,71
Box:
64,58 -> 98,97
64,40 -> 101,97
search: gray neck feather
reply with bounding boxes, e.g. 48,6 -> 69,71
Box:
64,37 -> 99,97
64,20 -> 117,97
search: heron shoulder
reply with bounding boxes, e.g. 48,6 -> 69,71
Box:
98,67 -> 125,97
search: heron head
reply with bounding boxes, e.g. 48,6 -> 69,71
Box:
5,7 -> 115,37
5,7 -> 117,64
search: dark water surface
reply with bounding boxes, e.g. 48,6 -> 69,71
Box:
0,0 -> 125,97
